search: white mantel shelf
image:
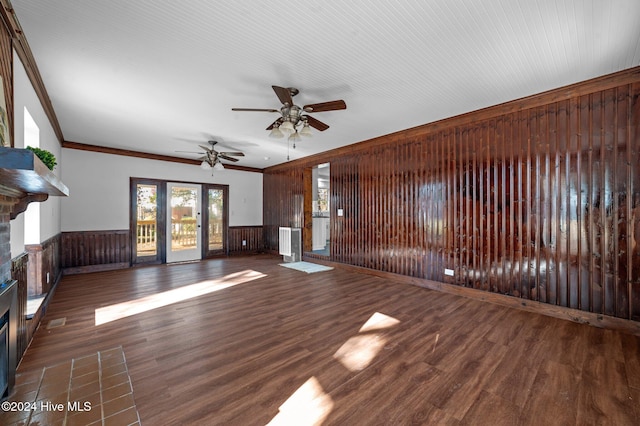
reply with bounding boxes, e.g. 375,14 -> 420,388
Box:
0,147 -> 69,219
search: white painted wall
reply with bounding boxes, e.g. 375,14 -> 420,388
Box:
61,148 -> 262,231
10,50 -> 63,257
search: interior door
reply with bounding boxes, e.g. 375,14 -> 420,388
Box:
166,183 -> 202,263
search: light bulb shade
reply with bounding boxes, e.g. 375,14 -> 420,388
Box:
280,120 -> 295,134
288,131 -> 301,143
213,162 -> 225,171
200,160 -> 212,170
299,123 -> 312,137
269,126 -> 284,138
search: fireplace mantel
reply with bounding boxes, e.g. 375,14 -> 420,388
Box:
0,147 -> 69,219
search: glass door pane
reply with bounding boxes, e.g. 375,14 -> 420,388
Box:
208,188 -> 224,251
136,183 -> 158,258
167,183 -> 201,263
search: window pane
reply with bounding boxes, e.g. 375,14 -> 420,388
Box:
208,189 -> 223,251
136,184 -> 158,256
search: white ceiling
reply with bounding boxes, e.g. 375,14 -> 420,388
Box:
10,0 -> 640,169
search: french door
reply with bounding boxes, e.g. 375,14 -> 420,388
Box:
131,178 -> 228,264
166,183 -> 202,263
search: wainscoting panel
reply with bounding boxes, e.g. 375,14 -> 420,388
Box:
61,230 -> 131,274
228,226 -> 263,254
25,234 -> 62,295
263,67 -> 640,321
10,253 -> 28,361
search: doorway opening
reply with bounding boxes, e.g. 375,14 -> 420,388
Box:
307,163 -> 330,256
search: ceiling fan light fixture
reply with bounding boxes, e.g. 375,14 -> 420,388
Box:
269,125 -> 284,138
232,86 -> 347,152
213,161 -> 225,171
288,131 -> 301,143
299,122 -> 312,137
200,160 -> 212,170
280,120 -> 295,134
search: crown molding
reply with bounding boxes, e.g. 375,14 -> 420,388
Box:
62,141 -> 263,173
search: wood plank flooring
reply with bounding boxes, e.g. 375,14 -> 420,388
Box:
14,254 -> 640,425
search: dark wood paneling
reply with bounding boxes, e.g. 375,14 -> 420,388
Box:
61,230 -> 131,271
264,67 -> 640,321
263,167 -> 305,252
228,226 -> 264,254
10,253 -> 28,361
25,233 -> 62,295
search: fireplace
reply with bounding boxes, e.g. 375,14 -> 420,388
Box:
0,280 -> 16,401
0,148 -> 69,400
0,312 -> 8,398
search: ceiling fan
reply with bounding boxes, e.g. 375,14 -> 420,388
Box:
232,86 -> 347,142
176,140 -> 244,171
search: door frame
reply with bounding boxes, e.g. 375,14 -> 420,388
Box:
130,178 -> 166,265
166,182 -> 202,263
130,178 -> 230,265
202,183 -> 230,257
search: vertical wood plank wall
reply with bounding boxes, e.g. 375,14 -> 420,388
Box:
263,168 -> 305,253
61,230 -> 132,272
263,68 -> 640,321
10,253 -> 28,361
61,228 -> 265,271
228,226 -> 264,254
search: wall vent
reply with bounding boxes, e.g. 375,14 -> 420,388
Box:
279,227 -> 301,262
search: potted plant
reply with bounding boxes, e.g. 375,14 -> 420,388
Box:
26,146 -> 57,171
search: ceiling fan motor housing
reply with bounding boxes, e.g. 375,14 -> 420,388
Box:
282,105 -> 302,123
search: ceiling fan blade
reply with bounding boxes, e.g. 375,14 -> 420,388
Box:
303,99 -> 347,112
232,108 -> 279,112
220,152 -> 244,157
266,118 -> 283,130
219,154 -> 239,162
272,85 -> 293,106
305,115 -> 330,131
199,145 -> 213,152
175,150 -> 205,154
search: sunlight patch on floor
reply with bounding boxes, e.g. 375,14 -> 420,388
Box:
94,269 -> 266,325
267,376 -> 334,426
358,311 -> 401,333
333,334 -> 387,372
334,312 -> 400,372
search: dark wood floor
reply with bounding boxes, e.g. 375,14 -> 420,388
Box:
16,254 -> 640,425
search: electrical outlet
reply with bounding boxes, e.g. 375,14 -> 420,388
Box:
242,240 -> 247,246
444,269 -> 454,276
